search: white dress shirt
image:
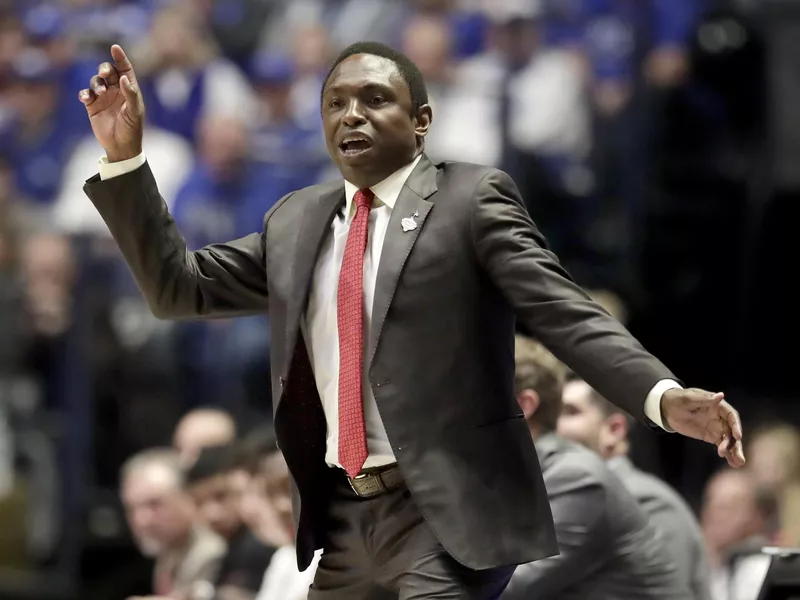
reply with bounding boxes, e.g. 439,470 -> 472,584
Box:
256,546 -> 320,600
98,154 -> 678,469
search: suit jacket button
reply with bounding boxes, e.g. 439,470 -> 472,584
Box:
279,376 -> 285,388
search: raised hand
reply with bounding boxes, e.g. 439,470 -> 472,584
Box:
78,44 -> 144,163
660,388 -> 746,468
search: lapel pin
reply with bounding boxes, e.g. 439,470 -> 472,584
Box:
401,212 -> 418,232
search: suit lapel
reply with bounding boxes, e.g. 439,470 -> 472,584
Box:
368,155 -> 438,362
285,186 -> 345,362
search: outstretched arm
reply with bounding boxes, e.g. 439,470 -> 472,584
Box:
79,45 -> 274,320
471,169 -> 744,465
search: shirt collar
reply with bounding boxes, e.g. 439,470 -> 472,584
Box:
342,154 -> 423,219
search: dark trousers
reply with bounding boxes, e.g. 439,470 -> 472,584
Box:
308,470 -> 515,599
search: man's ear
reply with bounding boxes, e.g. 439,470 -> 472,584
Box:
516,389 -> 540,421
415,103 -> 433,140
606,413 -> 629,442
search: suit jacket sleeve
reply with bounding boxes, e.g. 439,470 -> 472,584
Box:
502,467 -> 608,599
470,168 -> 675,419
83,161 -> 284,320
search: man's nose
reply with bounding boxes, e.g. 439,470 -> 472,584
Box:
342,99 -> 367,127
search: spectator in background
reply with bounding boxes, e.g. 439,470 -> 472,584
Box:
172,115 -> 274,414
504,335 -> 689,600
401,12 -> 460,163
189,0 -> 274,71
121,448 -> 226,600
493,1 -> 593,282
134,3 -> 255,144
287,24 -> 331,127
233,427 -> 293,554
186,445 -> 275,600
558,376 -> 712,600
701,469 -> 774,600
18,3 -> 97,127
52,120 -> 193,237
173,115 -> 259,250
577,0 -> 702,293
746,424 -> 800,546
1,47 -> 83,215
249,52 -> 328,208
20,232 -> 75,340
234,428 -> 320,600
173,408 -> 237,468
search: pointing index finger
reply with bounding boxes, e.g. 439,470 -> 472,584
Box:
110,44 -> 135,79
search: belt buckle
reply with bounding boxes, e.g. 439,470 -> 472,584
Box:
348,473 -> 367,497
348,471 -> 386,498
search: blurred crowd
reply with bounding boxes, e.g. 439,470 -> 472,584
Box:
0,0 -> 795,598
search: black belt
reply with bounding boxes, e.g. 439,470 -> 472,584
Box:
343,464 -> 405,499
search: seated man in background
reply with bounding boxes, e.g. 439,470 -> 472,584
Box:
121,448 -> 225,600
557,375 -> 712,599
187,445 -> 276,600
232,426 -> 395,600
173,408 -> 237,468
701,469 -> 774,600
502,336 -> 689,600
234,427 -> 319,600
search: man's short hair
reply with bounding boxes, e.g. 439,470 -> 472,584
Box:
230,425 -> 280,475
514,335 -> 566,431
121,447 -> 185,489
321,41 -> 429,112
185,444 -> 234,486
565,371 -> 633,423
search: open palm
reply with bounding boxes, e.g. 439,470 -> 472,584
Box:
661,388 -> 745,467
79,45 -> 144,162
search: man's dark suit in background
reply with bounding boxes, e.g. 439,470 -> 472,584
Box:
504,434 -> 690,600
609,456 -> 712,600
559,377 -> 712,599
506,335 -> 690,600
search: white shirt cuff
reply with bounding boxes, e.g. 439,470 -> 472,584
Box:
98,153 -> 146,180
644,379 -> 682,432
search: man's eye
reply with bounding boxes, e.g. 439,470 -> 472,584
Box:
371,96 -> 386,105
328,99 -> 342,109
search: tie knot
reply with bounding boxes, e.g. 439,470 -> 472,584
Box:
354,188 -> 374,210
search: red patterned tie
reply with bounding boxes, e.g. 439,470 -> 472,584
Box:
338,188 -> 373,477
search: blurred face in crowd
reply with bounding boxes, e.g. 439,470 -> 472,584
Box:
402,15 -> 452,83
291,26 -> 330,76
188,472 -> 242,541
122,463 -> 195,558
261,452 -> 294,537
240,457 -> 294,548
11,79 -> 60,125
198,116 -> 247,180
0,17 -> 25,71
701,470 -> 764,555
321,53 -> 431,189
173,409 -> 236,468
21,233 -> 75,336
150,7 -> 201,66
558,380 -> 620,457
747,426 -> 800,493
256,82 -> 293,124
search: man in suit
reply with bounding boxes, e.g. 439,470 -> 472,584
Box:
121,448 -> 226,600
78,41 -> 744,598
558,375 -> 713,599
503,335 -> 690,599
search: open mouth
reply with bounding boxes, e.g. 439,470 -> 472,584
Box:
339,137 -> 373,157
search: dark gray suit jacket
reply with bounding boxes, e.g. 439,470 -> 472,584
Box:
503,434 -> 691,600
83,155 -> 675,571
608,456 -> 712,600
